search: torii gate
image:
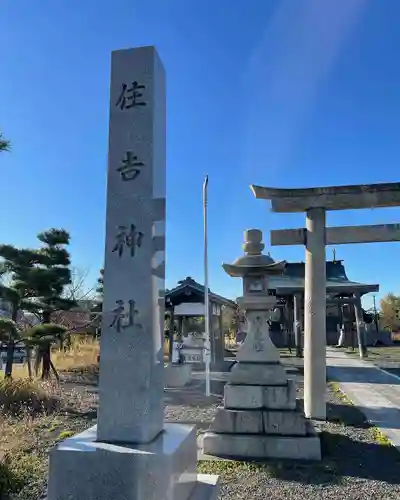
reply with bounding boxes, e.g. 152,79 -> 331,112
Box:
251,182 -> 400,420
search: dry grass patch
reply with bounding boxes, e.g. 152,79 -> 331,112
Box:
0,412 -> 88,500
0,339 -> 100,383
53,337 -> 99,374
0,378 -> 60,417
0,339 -> 101,498
0,380 -> 60,500
0,365 -> 30,381
0,451 -> 46,500
0,379 -> 96,499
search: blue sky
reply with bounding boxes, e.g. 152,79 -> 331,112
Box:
1,0 -> 399,309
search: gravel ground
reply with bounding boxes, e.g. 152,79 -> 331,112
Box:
164,378 -> 222,431
59,366 -> 400,499
196,370 -> 400,500
8,362 -> 400,500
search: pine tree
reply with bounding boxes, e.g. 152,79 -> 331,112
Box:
25,229 -> 76,378
0,229 -> 76,378
0,313 -> 20,376
0,132 -> 10,152
0,246 -> 41,376
25,323 -> 68,382
96,268 -> 104,297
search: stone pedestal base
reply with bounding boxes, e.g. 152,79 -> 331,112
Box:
203,429 -> 321,460
165,363 -> 192,388
47,423 -> 219,500
204,365 -> 321,461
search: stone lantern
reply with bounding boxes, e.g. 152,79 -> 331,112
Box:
222,229 -> 285,367
202,229 -> 321,460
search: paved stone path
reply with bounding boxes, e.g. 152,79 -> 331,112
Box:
327,347 -> 400,449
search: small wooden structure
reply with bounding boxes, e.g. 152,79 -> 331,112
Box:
165,277 -> 237,369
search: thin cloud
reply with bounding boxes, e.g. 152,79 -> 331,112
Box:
243,0 -> 369,181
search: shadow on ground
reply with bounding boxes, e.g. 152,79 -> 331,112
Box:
202,399 -> 400,487
328,402 -> 400,430
327,365 -> 400,384
318,431 -> 400,484
234,430 -> 400,486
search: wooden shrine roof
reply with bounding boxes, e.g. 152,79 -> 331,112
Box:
165,277 -> 237,308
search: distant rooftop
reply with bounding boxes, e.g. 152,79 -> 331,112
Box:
166,277 -> 236,308
271,260 -> 379,295
285,260 -> 348,280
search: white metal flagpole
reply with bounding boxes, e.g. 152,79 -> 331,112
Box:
203,174 -> 211,397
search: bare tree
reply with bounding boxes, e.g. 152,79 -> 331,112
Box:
63,267 -> 97,302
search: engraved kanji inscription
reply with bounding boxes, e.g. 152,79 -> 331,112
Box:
109,299 -> 141,332
112,223 -> 144,257
117,151 -> 144,181
116,81 -> 147,110
253,315 -> 264,352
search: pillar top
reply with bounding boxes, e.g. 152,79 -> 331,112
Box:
222,229 -> 286,278
243,229 -> 264,255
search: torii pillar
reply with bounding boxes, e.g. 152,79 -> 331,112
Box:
304,208 -> 326,419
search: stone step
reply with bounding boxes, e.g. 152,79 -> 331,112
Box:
224,379 -> 296,410
209,408 -> 308,436
229,361 -> 288,386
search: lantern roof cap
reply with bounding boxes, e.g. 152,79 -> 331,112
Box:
222,229 -> 286,278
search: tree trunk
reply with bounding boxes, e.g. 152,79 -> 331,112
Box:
4,342 -> 15,378
26,347 -> 33,379
5,300 -> 19,378
41,311 -> 52,379
50,359 -> 60,384
41,344 -> 51,380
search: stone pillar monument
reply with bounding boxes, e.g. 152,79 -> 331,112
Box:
203,229 -> 321,460
46,46 -> 219,500
95,44 -> 166,445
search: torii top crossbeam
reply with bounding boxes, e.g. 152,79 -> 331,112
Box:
251,182 -> 400,213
